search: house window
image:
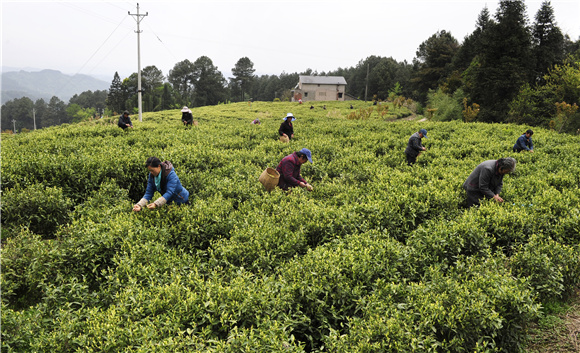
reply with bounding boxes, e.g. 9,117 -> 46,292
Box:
338,92 -> 343,98
304,92 -> 308,97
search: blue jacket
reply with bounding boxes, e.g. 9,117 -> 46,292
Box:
513,134 -> 533,151
143,161 -> 189,204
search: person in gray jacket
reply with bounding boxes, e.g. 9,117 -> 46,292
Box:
404,128 -> 427,165
118,110 -> 133,130
463,157 -> 516,207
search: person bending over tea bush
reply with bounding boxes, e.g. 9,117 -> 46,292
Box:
405,128 -> 428,166
133,157 -> 190,211
279,113 -> 295,140
513,129 -> 534,153
463,157 -> 516,207
276,148 -> 314,191
181,106 -> 194,126
118,110 -> 133,130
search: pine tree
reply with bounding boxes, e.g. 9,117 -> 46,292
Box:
106,72 -> 123,114
453,6 -> 493,72
532,0 -> 564,84
168,59 -> 195,107
191,56 -> 226,107
472,0 -> 533,122
231,57 -> 256,102
411,30 -> 459,104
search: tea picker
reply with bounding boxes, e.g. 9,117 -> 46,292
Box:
133,157 -> 190,211
279,113 -> 295,141
405,128 -> 427,166
513,129 -> 534,153
181,106 -> 194,126
275,148 -> 313,191
463,157 -> 516,207
118,110 -> 134,130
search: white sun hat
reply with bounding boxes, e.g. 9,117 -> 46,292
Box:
283,113 -> 296,121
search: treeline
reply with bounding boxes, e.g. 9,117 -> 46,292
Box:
0,91 -> 107,132
2,0 -> 579,133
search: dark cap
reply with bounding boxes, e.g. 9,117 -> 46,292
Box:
123,110 -> 129,115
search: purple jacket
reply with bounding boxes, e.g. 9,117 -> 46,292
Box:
276,152 -> 306,190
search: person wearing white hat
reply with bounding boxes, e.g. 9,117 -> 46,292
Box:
181,106 -> 193,126
279,113 -> 296,140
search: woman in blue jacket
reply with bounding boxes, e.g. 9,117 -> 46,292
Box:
132,157 -> 190,211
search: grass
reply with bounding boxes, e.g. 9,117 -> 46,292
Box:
527,288 -> 580,352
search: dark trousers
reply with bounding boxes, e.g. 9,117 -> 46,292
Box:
465,190 -> 491,207
406,154 -> 417,166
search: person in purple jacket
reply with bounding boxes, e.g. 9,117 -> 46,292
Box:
276,148 -> 314,191
133,157 -> 190,211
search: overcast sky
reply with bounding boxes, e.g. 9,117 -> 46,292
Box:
2,0 -> 579,82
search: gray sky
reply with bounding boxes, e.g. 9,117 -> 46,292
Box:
2,0 -> 579,82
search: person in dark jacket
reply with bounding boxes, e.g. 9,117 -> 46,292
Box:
279,113 -> 295,140
132,157 -> 190,211
118,110 -> 133,129
463,157 -> 516,207
404,128 -> 427,165
181,106 -> 194,126
276,148 -> 313,191
513,129 -> 534,153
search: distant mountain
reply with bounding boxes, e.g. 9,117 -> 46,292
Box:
1,69 -> 110,104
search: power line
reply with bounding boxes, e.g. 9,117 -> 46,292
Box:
58,2 -> 131,29
52,16 -> 130,98
144,23 -> 180,62
88,30 -> 133,79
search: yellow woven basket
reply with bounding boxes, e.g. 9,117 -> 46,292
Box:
259,167 -> 280,191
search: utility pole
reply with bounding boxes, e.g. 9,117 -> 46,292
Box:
364,63 -> 369,102
12,119 -> 16,133
129,3 -> 148,122
33,108 -> 37,130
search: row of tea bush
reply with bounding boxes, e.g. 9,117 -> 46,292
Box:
2,101 -> 579,352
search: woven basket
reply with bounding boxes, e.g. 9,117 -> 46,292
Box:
259,167 -> 280,192
279,135 -> 289,143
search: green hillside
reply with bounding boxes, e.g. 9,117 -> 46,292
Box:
2,101 -> 579,352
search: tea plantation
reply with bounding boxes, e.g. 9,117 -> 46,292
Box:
2,101 -> 579,352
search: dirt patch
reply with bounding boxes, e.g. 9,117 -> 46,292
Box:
527,288 -> 580,352
385,113 -> 424,122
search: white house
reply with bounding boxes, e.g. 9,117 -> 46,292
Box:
292,75 -> 348,102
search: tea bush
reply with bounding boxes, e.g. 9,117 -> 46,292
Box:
1,183 -> 73,238
2,101 -> 579,352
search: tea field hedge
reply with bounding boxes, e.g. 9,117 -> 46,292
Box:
2,101 -> 580,352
